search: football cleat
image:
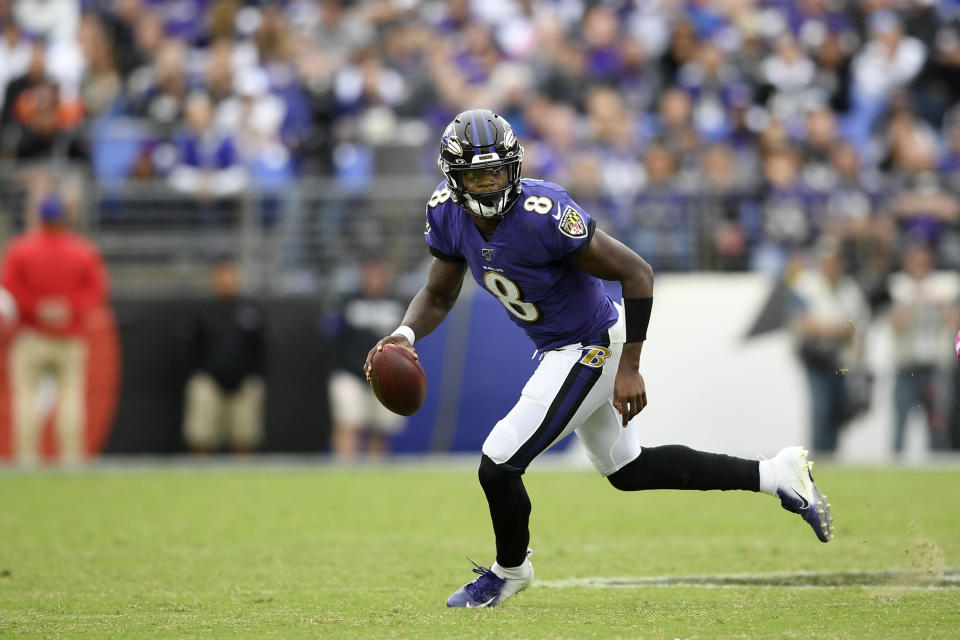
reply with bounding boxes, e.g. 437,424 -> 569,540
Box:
773,446 -> 834,543
446,552 -> 533,608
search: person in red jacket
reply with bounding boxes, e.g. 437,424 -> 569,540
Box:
0,196 -> 109,464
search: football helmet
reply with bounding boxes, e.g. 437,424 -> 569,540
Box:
438,109 -> 524,218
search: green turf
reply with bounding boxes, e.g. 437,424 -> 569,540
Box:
1,464 -> 959,639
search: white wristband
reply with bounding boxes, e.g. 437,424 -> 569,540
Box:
391,325 -> 416,344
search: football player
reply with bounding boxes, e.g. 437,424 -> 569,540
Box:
364,109 -> 834,608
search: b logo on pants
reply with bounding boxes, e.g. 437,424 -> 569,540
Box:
579,346 -> 612,368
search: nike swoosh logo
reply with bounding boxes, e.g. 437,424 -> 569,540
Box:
466,596 -> 496,608
792,489 -> 810,510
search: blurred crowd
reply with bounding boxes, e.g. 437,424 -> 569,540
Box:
2,0 -> 960,287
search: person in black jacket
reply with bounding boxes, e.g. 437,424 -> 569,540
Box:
325,259 -> 406,459
182,259 -> 265,453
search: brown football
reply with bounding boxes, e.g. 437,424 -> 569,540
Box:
369,343 -> 427,416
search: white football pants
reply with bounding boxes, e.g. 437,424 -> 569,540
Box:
482,305 -> 641,475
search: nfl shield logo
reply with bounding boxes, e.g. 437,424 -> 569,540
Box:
481,248 -> 494,262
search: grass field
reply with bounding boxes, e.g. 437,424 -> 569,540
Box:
1,462 -> 959,639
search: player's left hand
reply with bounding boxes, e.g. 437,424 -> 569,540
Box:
613,368 -> 647,427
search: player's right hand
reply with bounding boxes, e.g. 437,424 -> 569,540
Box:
364,335 -> 418,382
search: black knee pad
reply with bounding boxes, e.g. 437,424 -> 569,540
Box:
478,454 -> 520,491
607,458 -> 642,491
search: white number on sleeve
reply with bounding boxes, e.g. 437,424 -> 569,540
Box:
428,188 -> 451,208
523,195 -> 554,215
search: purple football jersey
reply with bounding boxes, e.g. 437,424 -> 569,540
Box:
425,179 -> 618,351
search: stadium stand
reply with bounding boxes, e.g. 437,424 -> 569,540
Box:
0,0 -> 958,297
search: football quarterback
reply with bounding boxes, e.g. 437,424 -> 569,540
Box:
365,108 -> 834,608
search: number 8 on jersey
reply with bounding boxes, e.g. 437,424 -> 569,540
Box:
483,271 -> 540,322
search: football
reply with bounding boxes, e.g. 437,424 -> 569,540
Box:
369,343 -> 427,416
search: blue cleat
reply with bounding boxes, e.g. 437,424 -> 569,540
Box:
773,447 -> 834,543
446,552 -> 533,608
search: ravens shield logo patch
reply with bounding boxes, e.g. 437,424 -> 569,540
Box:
558,206 -> 587,239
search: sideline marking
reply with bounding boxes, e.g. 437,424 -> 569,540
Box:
536,568 -> 960,590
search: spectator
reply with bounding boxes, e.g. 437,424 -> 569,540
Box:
651,87 -> 701,167
939,111 -> 960,193
751,147 -> 823,276
297,0 -> 374,67
529,14 -> 589,111
181,259 -> 266,454
790,237 -> 871,454
821,140 -> 894,305
324,258 -> 406,460
214,69 -> 292,191
627,142 -> 695,271
129,10 -> 165,74
169,90 -> 248,198
889,127 -> 960,268
847,11 -> 926,149
333,48 -> 407,132
800,105 -> 840,190
12,0 -> 79,43
887,241 -> 960,453
127,38 -> 189,130
78,14 -> 121,118
450,21 -> 501,91
0,19 -> 31,112
659,20 -> 698,86
908,3 -> 960,126
253,3 -> 295,65
522,100 -> 578,185
207,0 -> 240,42
204,38 -> 236,109
810,29 -> 853,114
617,32 -> 660,116
760,34 -> 816,123
0,195 -> 109,465
678,38 -> 744,141
699,143 -> 749,271
0,42 -> 85,161
142,0 -> 207,45
99,0 -> 144,78
820,141 -> 880,238
580,5 -> 624,84
587,86 -> 644,214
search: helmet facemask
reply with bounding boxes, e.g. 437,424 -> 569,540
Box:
440,151 -> 524,219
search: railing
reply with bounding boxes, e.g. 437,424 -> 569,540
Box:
0,164 -> 440,296
0,163 -> 767,296
90,176 -> 443,295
